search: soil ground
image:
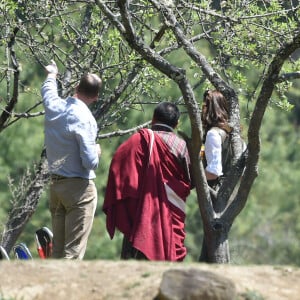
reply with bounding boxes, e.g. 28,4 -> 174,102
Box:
0,260 -> 299,300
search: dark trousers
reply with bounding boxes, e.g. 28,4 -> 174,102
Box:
121,236 -> 148,260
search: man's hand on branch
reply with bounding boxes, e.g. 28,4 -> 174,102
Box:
45,60 -> 58,78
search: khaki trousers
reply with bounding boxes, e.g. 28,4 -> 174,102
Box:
49,177 -> 97,259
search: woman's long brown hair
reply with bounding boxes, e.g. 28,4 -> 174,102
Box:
201,90 -> 231,138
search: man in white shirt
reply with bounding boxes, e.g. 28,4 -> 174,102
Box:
41,61 -> 102,259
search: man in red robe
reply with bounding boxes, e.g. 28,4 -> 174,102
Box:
103,102 -> 192,261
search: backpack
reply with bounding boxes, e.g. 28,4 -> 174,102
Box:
218,128 -> 233,177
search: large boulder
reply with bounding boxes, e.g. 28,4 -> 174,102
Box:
155,268 -> 236,300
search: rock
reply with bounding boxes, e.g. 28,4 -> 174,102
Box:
154,268 -> 236,300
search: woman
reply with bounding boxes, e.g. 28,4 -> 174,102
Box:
201,90 -> 232,189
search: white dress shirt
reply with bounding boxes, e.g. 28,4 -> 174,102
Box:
41,77 -> 99,179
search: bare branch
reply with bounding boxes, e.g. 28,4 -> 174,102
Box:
98,121 -> 150,140
0,27 -> 20,132
277,71 -> 300,82
105,0 -> 216,224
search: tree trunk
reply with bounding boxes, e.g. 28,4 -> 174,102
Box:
199,221 -> 230,263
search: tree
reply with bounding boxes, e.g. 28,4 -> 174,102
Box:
96,0 -> 300,263
0,0 -> 299,262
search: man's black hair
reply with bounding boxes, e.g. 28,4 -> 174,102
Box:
153,102 -> 180,128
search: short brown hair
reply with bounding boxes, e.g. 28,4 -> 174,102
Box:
77,74 -> 102,98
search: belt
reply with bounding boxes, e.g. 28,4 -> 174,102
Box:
51,174 -> 68,181
51,174 -> 87,181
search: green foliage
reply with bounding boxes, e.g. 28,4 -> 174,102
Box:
185,190 -> 203,261
239,289 -> 265,300
230,105 -> 300,265
0,292 -> 15,300
0,0 -> 300,265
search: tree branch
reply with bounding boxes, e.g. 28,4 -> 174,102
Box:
112,0 -> 216,223
277,71 -> 300,83
0,27 -> 20,132
225,31 -> 300,222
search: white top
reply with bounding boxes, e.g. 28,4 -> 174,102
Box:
205,128 -> 223,176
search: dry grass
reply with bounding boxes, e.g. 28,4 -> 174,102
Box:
0,260 -> 299,300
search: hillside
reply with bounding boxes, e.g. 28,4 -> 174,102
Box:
0,260 -> 299,299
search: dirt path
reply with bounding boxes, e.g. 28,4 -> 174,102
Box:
0,260 -> 299,299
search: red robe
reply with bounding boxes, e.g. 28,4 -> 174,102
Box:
103,128 -> 191,261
